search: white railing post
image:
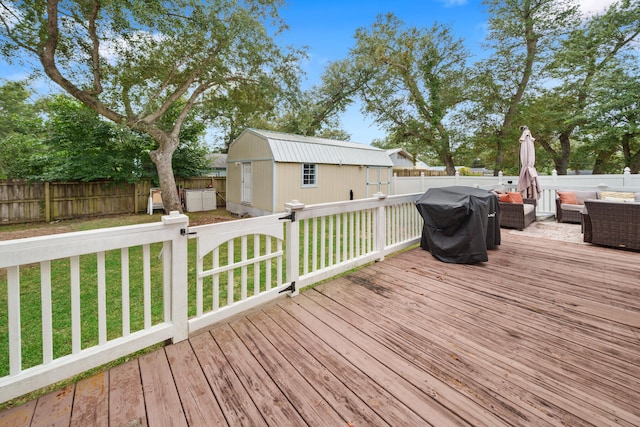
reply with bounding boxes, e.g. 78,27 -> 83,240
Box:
374,192 -> 387,261
162,211 -> 190,343
285,200 -> 305,296
624,167 -> 632,188
391,173 -> 397,195
498,171 -> 503,186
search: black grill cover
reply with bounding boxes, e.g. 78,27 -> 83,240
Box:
416,186 -> 500,263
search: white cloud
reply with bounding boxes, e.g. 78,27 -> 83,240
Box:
578,0 -> 617,16
436,0 -> 468,7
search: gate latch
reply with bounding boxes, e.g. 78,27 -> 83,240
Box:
180,228 -> 197,236
278,212 -> 296,222
278,281 -> 296,294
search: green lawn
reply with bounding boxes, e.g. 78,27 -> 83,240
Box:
0,209 -> 381,408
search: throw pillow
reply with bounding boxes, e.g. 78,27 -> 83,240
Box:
507,192 -> 524,203
600,191 -> 636,201
498,193 -> 512,203
557,191 -> 578,205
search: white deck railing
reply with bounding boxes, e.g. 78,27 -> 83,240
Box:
391,168 -> 640,215
0,193 -> 422,403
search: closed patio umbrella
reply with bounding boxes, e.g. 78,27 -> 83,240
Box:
517,126 -> 542,200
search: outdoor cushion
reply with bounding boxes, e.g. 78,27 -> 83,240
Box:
557,191 -> 579,205
523,203 -> 535,215
491,185 -> 508,194
600,191 -> 636,202
561,203 -> 585,212
499,192 -> 524,203
573,190 -> 598,204
507,192 -> 524,203
636,193 -> 640,202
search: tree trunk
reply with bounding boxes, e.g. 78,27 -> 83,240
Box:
554,132 -> 573,175
149,133 -> 182,213
493,137 -> 505,176
592,150 -> 613,174
622,133 -> 640,174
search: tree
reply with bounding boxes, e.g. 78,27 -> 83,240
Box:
0,0 -> 301,211
351,14 -> 471,175
0,80 -> 44,178
584,66 -> 640,173
474,0 -> 578,175
33,95 -> 135,181
542,0 -> 640,174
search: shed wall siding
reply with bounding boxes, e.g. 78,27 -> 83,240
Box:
253,160 -> 274,212
226,159 -> 242,205
275,163 -> 367,210
226,160 -> 274,213
227,133 -> 272,161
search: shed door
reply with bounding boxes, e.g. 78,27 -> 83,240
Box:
241,162 -> 252,204
366,167 -> 390,197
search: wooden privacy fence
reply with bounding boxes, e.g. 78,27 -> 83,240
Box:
0,177 -> 226,224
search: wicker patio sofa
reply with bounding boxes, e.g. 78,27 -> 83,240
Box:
555,189 -> 599,223
499,197 -> 537,230
583,200 -> 640,250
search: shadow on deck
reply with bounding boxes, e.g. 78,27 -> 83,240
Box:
2,231 -> 639,426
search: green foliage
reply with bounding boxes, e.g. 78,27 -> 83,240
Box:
0,87 -> 210,181
351,14 -> 471,175
0,80 -> 45,178
2,0 -> 639,177
0,0 -> 302,210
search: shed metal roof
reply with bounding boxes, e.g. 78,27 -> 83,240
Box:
245,129 -> 393,167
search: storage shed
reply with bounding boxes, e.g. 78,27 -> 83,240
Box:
226,129 -> 393,216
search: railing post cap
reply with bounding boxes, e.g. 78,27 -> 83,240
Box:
374,192 -> 387,199
624,166 -> 631,174
285,200 -> 305,211
552,169 -> 558,176
162,211 -> 189,224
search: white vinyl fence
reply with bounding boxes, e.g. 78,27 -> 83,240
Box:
0,193 -> 422,403
391,168 -> 640,215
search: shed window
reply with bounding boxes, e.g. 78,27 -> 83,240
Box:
302,163 -> 317,187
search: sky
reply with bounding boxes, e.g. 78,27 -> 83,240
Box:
274,0 -> 619,144
1,0 -> 619,146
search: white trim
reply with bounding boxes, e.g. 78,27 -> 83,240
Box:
301,163 -> 318,188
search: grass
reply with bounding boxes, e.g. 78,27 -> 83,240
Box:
0,210 -> 236,410
0,208 -> 408,410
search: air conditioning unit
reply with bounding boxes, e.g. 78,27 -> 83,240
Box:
184,189 -> 216,212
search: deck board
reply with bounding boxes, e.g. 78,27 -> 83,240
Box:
164,340 -> 226,426
2,231 -> 639,426
70,372 -> 108,427
108,359 -> 147,427
138,349 -> 188,426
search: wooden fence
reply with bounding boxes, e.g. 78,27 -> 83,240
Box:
0,177 -> 226,224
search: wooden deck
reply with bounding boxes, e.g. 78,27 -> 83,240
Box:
2,231 -> 639,426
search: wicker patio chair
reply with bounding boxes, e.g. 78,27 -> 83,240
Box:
499,198 -> 536,230
583,200 -> 640,250
555,197 -> 583,224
